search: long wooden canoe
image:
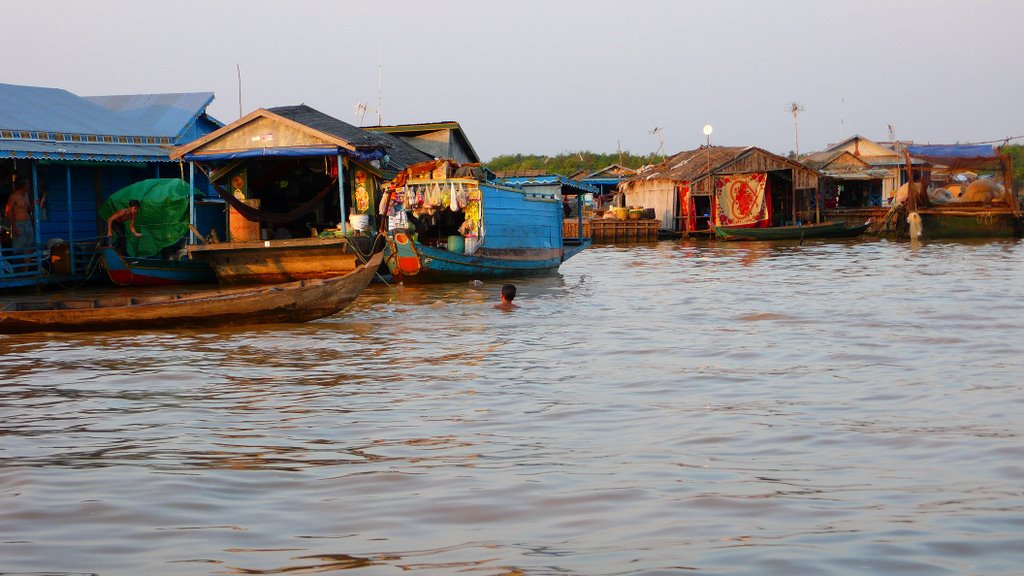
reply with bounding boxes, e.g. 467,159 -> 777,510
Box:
0,253 -> 382,333
711,221 -> 869,240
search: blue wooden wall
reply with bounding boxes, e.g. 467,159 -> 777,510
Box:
480,183 -> 562,251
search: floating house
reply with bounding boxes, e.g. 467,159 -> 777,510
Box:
170,104 -> 433,285
0,83 -> 221,289
572,164 -> 637,201
619,146 -> 819,236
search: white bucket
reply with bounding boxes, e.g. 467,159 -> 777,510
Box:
464,235 -> 478,254
349,213 -> 371,231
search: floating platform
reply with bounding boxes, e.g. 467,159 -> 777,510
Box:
564,218 -> 660,243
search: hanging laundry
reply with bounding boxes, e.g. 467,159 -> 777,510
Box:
449,182 -> 460,211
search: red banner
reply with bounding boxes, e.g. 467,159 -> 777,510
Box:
713,172 -> 770,227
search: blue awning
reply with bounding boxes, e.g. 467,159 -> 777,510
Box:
185,147 -> 341,161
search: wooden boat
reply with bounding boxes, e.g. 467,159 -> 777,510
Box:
711,221 -> 870,240
383,161 -> 591,283
388,231 -> 590,282
0,253 -> 382,333
187,235 -> 380,286
101,245 -> 217,286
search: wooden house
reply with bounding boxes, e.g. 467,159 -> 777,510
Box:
802,135 -> 926,207
618,146 -> 819,236
0,83 -> 221,289
365,121 -> 479,164
578,164 -> 637,201
170,104 -> 431,241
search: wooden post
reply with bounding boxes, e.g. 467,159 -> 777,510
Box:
904,148 -> 916,212
791,184 -> 796,225
65,166 -> 74,274
188,161 -> 195,245
1001,151 -> 1019,213
337,154 -> 348,234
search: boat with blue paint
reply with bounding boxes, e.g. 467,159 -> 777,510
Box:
100,245 -> 216,286
383,160 -> 590,283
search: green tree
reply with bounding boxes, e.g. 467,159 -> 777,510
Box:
1001,144 -> 1024,191
484,150 -> 664,175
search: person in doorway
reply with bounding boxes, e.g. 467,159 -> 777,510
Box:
4,177 -> 34,251
494,284 -> 519,310
106,199 -> 143,253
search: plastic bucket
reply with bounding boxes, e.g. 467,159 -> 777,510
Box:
464,235 -> 478,254
447,234 -> 464,253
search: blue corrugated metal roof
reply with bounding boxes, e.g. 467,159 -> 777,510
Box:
0,139 -> 172,162
0,83 -> 220,162
0,83 -> 153,136
500,175 -> 599,195
84,92 -> 218,142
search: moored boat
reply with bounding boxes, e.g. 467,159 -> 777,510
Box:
98,178 -> 216,286
187,235 -> 380,286
101,245 -> 216,286
382,160 -> 590,283
0,252 -> 382,333
711,221 -> 869,240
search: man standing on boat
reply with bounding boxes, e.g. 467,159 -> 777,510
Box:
106,199 -> 143,253
4,177 -> 34,252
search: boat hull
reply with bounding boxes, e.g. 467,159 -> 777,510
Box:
187,236 -> 378,285
101,246 -> 217,286
914,209 -> 1022,239
0,253 -> 382,333
712,221 -> 868,240
386,233 -> 589,283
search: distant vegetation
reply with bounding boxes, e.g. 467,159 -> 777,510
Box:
1002,144 -> 1024,190
484,151 -> 665,175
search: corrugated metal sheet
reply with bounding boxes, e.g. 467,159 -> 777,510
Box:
0,83 -> 152,136
500,175 -> 599,195
84,92 -> 217,142
0,139 -> 171,162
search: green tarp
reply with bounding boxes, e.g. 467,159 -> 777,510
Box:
98,179 -> 202,258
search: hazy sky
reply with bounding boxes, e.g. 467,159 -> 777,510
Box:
5,0 -> 1023,160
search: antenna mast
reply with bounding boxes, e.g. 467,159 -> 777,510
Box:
788,102 -> 804,157
376,42 -> 383,125
649,126 -> 665,158
236,63 -> 243,119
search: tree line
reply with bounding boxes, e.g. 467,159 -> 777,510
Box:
484,151 -> 665,175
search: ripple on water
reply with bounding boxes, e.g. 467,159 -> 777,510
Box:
1,239 -> 1023,574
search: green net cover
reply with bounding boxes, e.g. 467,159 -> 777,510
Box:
99,179 -> 202,258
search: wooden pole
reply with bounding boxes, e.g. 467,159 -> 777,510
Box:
904,147 -> 916,212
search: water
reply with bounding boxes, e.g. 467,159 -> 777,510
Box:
2,238 -> 1023,575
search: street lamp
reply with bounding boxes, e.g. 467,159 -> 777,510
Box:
703,125 -> 713,193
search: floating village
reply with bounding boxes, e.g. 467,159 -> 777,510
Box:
1,82 -> 1020,332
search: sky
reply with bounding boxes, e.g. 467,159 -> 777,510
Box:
4,0 -> 1023,160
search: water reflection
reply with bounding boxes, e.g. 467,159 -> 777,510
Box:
2,239 -> 1023,574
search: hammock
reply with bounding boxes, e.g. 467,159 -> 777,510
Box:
214,178 -> 338,225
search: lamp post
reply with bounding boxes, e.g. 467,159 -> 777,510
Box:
703,125 -> 713,194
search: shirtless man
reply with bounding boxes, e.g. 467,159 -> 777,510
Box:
106,199 -> 143,252
4,178 -> 34,250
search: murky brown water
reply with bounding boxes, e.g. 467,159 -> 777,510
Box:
2,238 -> 1023,575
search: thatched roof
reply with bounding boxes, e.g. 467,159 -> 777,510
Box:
622,145 -> 819,191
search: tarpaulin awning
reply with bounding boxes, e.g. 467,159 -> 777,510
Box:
907,144 -> 1002,171
184,147 -> 342,161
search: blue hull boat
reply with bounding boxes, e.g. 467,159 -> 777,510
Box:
101,245 -> 217,286
383,162 -> 590,283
